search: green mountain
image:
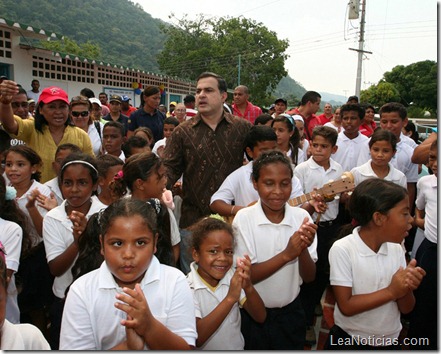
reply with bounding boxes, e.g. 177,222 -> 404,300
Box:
0,0 -> 166,71
2,0 -> 306,96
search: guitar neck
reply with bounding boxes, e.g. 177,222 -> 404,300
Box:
287,191 -> 316,208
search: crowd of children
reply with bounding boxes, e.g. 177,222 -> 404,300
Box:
0,78 -> 436,350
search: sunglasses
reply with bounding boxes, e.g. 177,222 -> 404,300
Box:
71,110 -> 90,117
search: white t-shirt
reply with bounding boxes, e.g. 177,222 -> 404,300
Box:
233,200 -> 317,308
88,122 -> 104,156
43,196 -> 107,298
187,262 -> 246,350
0,218 -> 22,324
350,160 -> 407,188
210,161 -> 303,208
14,179 -> 51,246
333,131 -> 369,171
44,177 -> 63,206
329,227 -> 406,342
357,139 -> 418,183
60,257 -> 197,350
1,319 -> 50,350
415,174 -> 437,243
294,157 -> 343,222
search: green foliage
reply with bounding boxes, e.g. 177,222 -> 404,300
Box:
1,0 -> 166,71
40,37 -> 101,59
157,15 -> 290,104
361,60 -> 437,115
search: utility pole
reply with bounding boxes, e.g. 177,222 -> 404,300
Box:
348,0 -> 372,98
237,54 -> 241,86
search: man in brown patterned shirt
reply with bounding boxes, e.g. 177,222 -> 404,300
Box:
163,72 -> 252,273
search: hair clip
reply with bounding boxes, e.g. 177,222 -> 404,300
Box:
113,170 -> 123,181
96,208 -> 106,227
5,186 -> 17,201
146,198 -> 162,215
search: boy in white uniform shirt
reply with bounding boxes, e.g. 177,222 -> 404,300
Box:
294,126 -> 344,345
210,125 -> 304,219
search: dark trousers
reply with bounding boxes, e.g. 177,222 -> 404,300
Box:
324,325 -> 400,350
240,295 -> 306,350
49,296 -> 65,350
300,221 -> 341,326
407,238 -> 437,350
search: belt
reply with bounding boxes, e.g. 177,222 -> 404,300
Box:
317,219 -> 336,227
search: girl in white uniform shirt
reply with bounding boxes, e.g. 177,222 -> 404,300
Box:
43,153 -> 107,349
350,129 -> 407,188
60,198 -> 197,350
325,179 -> 425,349
233,150 -> 318,349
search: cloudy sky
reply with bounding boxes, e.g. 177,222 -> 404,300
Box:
136,0 -> 437,98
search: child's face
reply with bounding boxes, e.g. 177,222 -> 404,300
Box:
310,135 -> 337,167
295,120 -> 305,138
100,215 -> 157,289
61,165 -> 96,214
163,124 -> 176,139
272,121 -> 293,150
246,140 -> 277,160
53,149 -> 74,175
428,146 -> 437,177
136,164 -> 167,200
99,164 -> 123,194
341,110 -> 362,138
379,112 -> 407,139
192,230 -> 234,287
103,127 -> 124,156
252,162 -> 292,213
5,151 -> 37,187
382,197 -> 413,244
370,140 -> 395,168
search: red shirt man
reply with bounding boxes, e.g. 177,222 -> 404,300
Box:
231,85 -> 262,124
287,91 -> 322,140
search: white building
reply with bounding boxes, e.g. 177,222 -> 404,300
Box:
0,17 -> 195,106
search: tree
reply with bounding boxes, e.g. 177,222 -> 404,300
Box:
40,37 -> 102,60
383,60 -> 437,114
360,81 -> 401,108
157,15 -> 289,104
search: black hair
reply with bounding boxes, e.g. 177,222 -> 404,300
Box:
369,129 -> 398,151
59,152 -> 99,186
99,92 -> 108,98
79,88 -> 95,99
312,125 -> 338,146
403,122 -> 419,144
34,102 -> 73,133
55,143 -> 82,157
0,175 -> 32,260
183,94 -> 195,104
163,116 -> 179,127
134,126 -> 154,147
5,145 -> 43,182
110,152 -> 161,198
271,115 -> 301,166
379,102 -> 407,120
17,86 -> 28,97
122,135 -> 150,158
99,198 -> 157,241
71,212 -> 103,282
252,149 -> 293,182
254,113 -> 273,126
340,103 -> 366,120
96,154 -> 124,178
143,86 -> 160,97
300,91 -> 321,105
363,103 -> 376,113
189,217 -> 235,252
197,72 -> 227,93
349,179 -> 407,227
103,120 -> 125,137
245,125 -> 277,158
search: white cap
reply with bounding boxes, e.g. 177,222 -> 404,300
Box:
89,97 -> 102,107
292,114 -> 304,123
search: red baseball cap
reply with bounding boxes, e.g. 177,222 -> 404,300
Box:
38,86 -> 69,105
